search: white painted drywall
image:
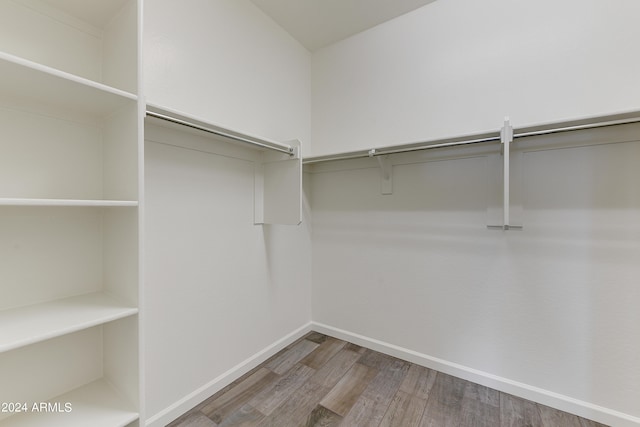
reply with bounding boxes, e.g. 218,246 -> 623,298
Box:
144,0 -> 312,156
143,0 -> 312,422
144,132 -> 312,423
311,0 -> 640,156
142,1 -> 640,424
309,123 -> 640,424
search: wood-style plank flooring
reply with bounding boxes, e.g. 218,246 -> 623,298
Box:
168,332 -> 608,427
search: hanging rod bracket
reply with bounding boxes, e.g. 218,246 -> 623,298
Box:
288,144 -> 300,159
501,117 -> 513,230
500,118 -> 513,145
369,149 -> 393,194
500,116 -> 513,155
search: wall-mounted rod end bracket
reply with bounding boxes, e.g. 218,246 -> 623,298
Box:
288,145 -> 300,159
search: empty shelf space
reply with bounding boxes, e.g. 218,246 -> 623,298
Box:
0,198 -> 138,207
0,379 -> 138,427
0,293 -> 138,353
0,52 -> 136,117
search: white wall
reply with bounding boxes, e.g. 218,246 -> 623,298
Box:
141,1 -> 640,425
309,123 -> 640,426
309,2 -> 640,424
145,0 -> 312,156
143,1 -> 312,424
311,0 -> 640,156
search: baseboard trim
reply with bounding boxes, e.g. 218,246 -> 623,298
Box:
145,322 -> 314,427
311,322 -> 640,427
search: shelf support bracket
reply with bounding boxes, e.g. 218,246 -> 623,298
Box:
369,149 -> 393,195
501,117 -> 513,230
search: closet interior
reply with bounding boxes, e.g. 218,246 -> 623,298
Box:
1,1 -> 639,427
0,0 -> 141,426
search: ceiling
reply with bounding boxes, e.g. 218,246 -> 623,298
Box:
249,0 -> 438,52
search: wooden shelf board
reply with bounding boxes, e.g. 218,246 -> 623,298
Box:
0,52 -> 136,117
0,292 -> 138,353
0,379 -> 138,427
0,198 -> 138,207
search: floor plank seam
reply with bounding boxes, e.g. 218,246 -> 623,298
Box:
167,333 -> 609,427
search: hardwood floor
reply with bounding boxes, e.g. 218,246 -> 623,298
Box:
167,333 -> 607,427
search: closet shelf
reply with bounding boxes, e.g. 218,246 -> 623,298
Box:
0,52 -> 136,117
0,379 -> 138,427
0,292 -> 138,353
303,109 -> 640,164
146,103 -> 295,155
0,198 -> 138,207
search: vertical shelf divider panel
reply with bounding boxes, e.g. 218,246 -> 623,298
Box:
0,0 -> 141,426
256,140 -> 303,225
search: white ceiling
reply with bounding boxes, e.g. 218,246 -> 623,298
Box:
249,0 -> 438,52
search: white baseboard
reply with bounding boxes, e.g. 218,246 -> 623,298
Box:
145,322 -> 313,427
311,322 -> 640,427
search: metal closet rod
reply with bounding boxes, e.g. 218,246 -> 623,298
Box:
146,110 -> 295,156
302,114 -> 640,164
513,115 -> 640,138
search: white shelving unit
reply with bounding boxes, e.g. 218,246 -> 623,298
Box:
0,1 -> 141,426
0,380 -> 138,427
0,52 -> 136,115
0,199 -> 138,207
0,292 -> 138,353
